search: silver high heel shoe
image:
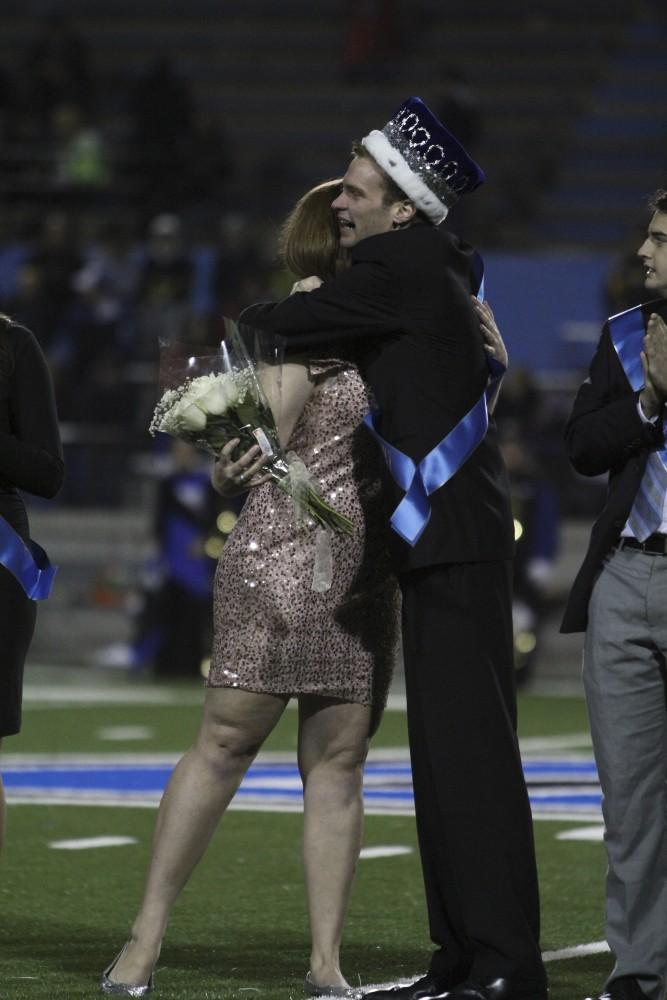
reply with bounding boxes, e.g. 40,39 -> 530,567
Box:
100,943 -> 154,997
304,971 -> 363,998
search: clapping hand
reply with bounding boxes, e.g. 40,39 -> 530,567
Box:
640,313 -> 667,418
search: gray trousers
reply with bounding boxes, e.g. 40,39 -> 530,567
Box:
584,546 -> 667,1000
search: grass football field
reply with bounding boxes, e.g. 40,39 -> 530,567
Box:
1,679 -> 611,1000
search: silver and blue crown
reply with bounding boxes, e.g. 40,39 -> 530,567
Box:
361,96 -> 485,224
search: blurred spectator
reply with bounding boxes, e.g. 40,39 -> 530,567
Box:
130,440 -> 229,677
499,419 -> 559,686
50,218 -> 142,423
28,209 -> 83,321
69,342 -> 137,426
151,441 -> 220,677
50,101 -> 111,196
0,77 -> 46,198
0,66 -> 11,139
134,213 -> 197,360
213,211 -> 273,317
495,366 -> 567,486
59,344 -> 137,505
341,0 -> 402,83
127,56 -> 195,217
2,211 -> 84,364
494,367 -> 563,684
432,67 -> 484,236
180,108 -> 232,220
71,217 -> 141,354
494,141 -> 554,229
22,12 -> 93,130
0,215 -> 30,304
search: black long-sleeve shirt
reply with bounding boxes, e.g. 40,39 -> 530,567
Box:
0,318 -> 64,541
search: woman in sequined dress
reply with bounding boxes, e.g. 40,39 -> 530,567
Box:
101,181 -> 400,999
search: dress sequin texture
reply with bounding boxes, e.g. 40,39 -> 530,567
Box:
208,361 -> 400,723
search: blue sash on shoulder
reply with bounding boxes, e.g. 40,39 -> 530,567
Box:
363,253 -> 503,547
609,303 -> 667,463
0,516 -> 58,600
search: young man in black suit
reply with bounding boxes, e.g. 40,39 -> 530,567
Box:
242,97 -> 546,1000
561,190 -> 667,1000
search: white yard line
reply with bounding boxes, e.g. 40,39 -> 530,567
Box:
49,835 -> 138,850
543,941 -> 610,962
359,845 -> 413,859
557,825 -> 605,841
96,726 -> 154,740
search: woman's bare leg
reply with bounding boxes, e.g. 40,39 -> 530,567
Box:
297,698 -> 372,988
107,687 -> 288,986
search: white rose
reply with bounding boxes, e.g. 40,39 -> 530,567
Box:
196,374 -> 237,415
196,384 -> 225,415
175,398 -> 207,432
220,373 -> 241,408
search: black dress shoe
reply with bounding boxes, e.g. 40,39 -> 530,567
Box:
585,975 -> 652,1000
363,975 -> 455,1000
443,978 -> 548,1000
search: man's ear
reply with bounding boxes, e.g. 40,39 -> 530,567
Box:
392,199 -> 417,226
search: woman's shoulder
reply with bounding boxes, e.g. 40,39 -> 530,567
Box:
0,316 -> 43,355
0,315 -> 19,373
0,318 -> 47,385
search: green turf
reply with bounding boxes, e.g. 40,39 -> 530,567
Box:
515,694 -> 590,741
12,699 -> 208,756
1,691 -> 614,1000
0,807 -> 611,1000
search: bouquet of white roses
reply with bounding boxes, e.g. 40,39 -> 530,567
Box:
149,319 -> 354,535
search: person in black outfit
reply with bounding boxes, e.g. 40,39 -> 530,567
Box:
241,98 -> 546,1000
150,440 -> 220,678
0,313 -> 63,848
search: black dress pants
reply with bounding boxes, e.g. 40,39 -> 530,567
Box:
400,561 -> 545,990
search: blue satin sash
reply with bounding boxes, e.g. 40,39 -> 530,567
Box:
364,254 -> 503,547
609,303 -> 667,463
0,516 -> 58,600
609,304 -> 645,392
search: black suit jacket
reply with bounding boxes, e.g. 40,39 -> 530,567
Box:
241,224 -> 514,573
561,299 -> 667,633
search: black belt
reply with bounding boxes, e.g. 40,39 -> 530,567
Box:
618,533 -> 667,554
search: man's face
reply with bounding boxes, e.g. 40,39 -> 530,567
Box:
638,211 -> 667,299
331,155 -> 409,248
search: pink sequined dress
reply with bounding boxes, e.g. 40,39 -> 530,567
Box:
208,359 -> 400,722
